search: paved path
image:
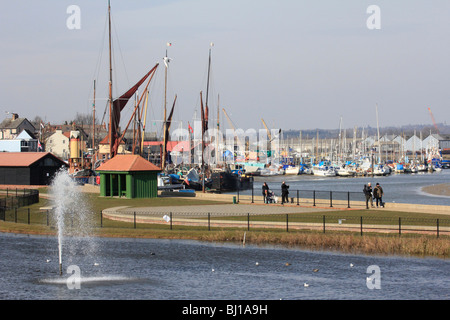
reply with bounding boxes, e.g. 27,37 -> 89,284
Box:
103,203 -> 337,217
101,203 -> 449,236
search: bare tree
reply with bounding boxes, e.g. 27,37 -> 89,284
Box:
70,112 -> 99,126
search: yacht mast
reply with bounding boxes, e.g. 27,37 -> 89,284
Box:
108,0 -> 113,158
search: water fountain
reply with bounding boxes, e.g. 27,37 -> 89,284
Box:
50,169 -> 96,276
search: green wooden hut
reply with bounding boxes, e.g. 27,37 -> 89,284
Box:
96,154 -> 161,198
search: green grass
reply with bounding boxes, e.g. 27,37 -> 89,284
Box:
1,191 -> 449,258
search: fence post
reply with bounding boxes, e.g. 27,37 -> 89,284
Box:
399,217 -> 401,236
237,186 -> 240,204
313,191 -> 316,207
330,191 -> 333,207
46,210 -> 49,226
323,215 -> 325,233
297,190 -> 299,206
247,213 -> 250,231
208,212 -> 210,231
360,216 -> 363,236
251,184 -> 254,203
437,219 -> 439,238
100,210 -> 103,228
134,212 -> 136,229
15,208 -> 17,223
28,208 -> 30,225
347,192 -> 350,208
286,214 -> 289,232
170,212 -> 173,230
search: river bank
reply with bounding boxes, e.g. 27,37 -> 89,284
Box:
1,182 -> 449,259
1,219 -> 448,259
422,183 -> 450,197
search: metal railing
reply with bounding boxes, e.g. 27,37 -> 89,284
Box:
0,188 -> 39,220
237,185 -> 366,208
1,206 -> 448,238
1,187 -> 448,238
97,210 -> 448,238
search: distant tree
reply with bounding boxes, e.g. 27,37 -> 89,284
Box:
70,112 -> 99,126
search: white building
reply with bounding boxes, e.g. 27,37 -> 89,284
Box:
422,134 -> 442,150
45,129 -> 69,159
0,129 -> 38,152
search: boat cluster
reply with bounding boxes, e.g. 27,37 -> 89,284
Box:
242,157 -> 448,177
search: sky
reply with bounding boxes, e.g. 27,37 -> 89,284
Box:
1,0 -> 449,134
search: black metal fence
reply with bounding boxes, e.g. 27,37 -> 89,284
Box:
237,186 -> 366,208
1,206 -> 449,238
98,210 -> 448,238
0,188 -> 39,220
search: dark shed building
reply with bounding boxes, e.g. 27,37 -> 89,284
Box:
0,152 -> 67,185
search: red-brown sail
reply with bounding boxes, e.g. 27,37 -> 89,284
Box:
110,65 -> 158,157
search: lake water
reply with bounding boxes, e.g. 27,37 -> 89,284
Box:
247,169 -> 450,206
0,232 -> 448,300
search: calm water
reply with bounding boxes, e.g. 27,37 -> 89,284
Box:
248,169 -> 450,206
0,232 -> 448,300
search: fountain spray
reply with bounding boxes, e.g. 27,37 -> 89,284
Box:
50,169 -> 94,276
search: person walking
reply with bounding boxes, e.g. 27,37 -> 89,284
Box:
363,183 -> 373,209
262,182 -> 269,204
281,181 -> 289,204
374,182 -> 384,208
367,182 -> 374,208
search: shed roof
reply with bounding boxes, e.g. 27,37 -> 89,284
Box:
0,152 -> 65,167
96,154 -> 161,172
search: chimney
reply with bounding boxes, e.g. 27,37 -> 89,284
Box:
12,113 -> 19,120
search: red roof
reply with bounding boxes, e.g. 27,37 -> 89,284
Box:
0,152 -> 65,167
96,154 -> 161,172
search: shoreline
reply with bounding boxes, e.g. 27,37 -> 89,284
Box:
0,221 -> 448,259
421,183 -> 450,197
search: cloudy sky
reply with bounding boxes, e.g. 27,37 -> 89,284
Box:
1,0 -> 449,134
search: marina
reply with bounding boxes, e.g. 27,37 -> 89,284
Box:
1,1 -> 450,304
245,169 -> 450,207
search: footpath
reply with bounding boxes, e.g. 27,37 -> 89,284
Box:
78,184 -> 450,216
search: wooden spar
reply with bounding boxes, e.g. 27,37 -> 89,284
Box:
161,44 -> 172,169
132,94 -> 138,154
162,95 -> 177,168
201,44 -> 213,192
92,79 -> 96,164
200,91 -> 205,192
141,90 -> 149,155
205,44 -> 212,112
116,65 -> 158,150
108,0 -> 113,158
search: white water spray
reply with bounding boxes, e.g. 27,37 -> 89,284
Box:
50,169 -> 94,276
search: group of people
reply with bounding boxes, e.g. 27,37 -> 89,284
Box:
262,181 -> 290,204
363,182 -> 384,209
261,181 -> 385,209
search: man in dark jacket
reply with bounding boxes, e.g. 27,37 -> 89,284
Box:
281,181 -> 289,204
363,183 -> 374,209
374,183 -> 384,208
262,182 -> 269,204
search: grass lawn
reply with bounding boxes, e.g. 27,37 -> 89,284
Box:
1,191 -> 449,258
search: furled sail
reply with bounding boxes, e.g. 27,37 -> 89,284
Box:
110,64 -> 158,157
